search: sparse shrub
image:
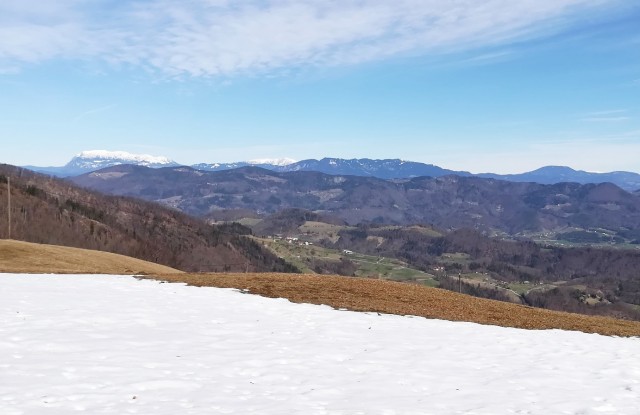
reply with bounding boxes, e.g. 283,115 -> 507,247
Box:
25,185 -> 41,196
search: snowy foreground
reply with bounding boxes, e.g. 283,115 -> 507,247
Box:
1,274 -> 639,415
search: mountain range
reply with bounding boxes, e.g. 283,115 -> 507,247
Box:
24,150 -> 640,191
477,166 -> 640,192
70,164 -> 640,239
24,150 -> 181,176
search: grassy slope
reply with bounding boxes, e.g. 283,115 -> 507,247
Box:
149,273 -> 640,337
0,240 -> 181,275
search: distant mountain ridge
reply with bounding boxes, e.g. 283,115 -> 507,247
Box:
192,157 -> 297,172
279,158 -> 473,179
23,151 -> 640,191
478,166 -> 640,192
70,164 -> 640,237
192,157 -> 472,180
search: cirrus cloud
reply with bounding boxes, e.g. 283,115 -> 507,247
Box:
0,0 -> 622,78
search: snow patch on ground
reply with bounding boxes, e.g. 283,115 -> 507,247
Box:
1,274 -> 639,414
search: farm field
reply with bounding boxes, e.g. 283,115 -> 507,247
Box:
257,236 -> 438,286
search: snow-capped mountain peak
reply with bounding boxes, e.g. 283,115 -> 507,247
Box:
247,158 -> 297,166
73,150 -> 175,167
63,150 -> 179,174
24,150 -> 180,177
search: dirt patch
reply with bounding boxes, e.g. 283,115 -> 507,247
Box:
0,239 -> 181,275
148,273 -> 640,337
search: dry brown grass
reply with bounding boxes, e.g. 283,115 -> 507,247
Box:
0,239 -> 181,275
149,272 -> 640,337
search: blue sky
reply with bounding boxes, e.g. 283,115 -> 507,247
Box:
1,0 -> 639,173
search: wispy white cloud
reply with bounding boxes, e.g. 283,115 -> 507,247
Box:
580,109 -> 630,122
585,109 -> 627,116
0,0 -> 622,78
455,50 -> 516,66
582,117 -> 630,122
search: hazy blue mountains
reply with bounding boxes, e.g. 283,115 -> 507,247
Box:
70,165 -> 640,236
479,166 -> 640,192
24,152 -> 640,191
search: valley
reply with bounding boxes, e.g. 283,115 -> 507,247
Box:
236,211 -> 640,320
255,235 -> 439,286
254,231 -> 562,304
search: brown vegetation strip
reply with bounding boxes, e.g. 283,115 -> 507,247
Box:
0,240 -> 181,275
150,273 -> 640,337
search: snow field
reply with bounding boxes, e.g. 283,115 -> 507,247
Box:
0,274 -> 639,414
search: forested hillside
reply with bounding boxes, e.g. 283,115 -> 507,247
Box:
0,165 -> 297,273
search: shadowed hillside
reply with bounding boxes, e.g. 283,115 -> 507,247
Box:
0,165 -> 297,273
